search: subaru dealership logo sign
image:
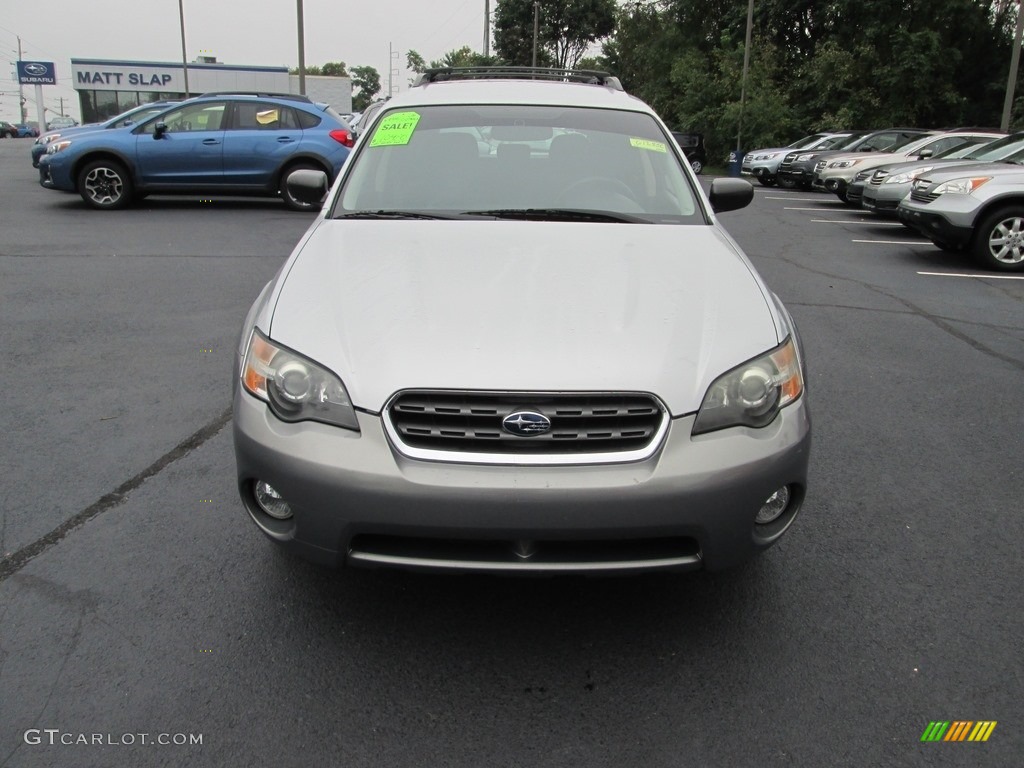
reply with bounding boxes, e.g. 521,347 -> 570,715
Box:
17,61 -> 57,85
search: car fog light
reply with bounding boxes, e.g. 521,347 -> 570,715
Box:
756,486 -> 790,524
254,480 -> 293,520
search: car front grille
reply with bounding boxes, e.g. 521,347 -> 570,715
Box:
910,185 -> 939,204
778,152 -> 799,172
385,390 -> 667,463
869,170 -> 889,186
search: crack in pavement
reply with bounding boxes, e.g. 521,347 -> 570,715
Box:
0,407 -> 232,583
788,301 -> 1024,336
772,254 -> 1024,372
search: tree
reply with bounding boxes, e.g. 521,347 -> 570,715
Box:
320,61 -> 349,77
288,61 -> 347,77
494,0 -> 616,68
351,65 -> 382,111
406,50 -> 427,74
429,46 -> 504,69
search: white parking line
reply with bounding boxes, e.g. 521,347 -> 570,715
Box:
852,239 -> 932,245
765,196 -> 841,202
810,219 -> 904,226
784,206 -> 856,211
918,271 -> 1024,280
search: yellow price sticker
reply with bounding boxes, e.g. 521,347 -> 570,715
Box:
369,111 -> 422,147
629,137 -> 667,153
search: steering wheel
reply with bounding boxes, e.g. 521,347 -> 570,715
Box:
558,176 -> 638,204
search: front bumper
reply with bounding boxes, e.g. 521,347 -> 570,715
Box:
897,201 -> 975,247
861,185 -> 905,215
233,388 -> 812,574
38,153 -> 75,191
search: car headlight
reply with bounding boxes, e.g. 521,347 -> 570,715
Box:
932,177 -> 992,195
241,328 -> 359,431
885,167 -> 932,184
692,337 -> 804,435
829,159 -> 860,168
796,153 -> 815,161
47,140 -> 73,154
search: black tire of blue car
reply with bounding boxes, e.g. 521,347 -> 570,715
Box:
971,205 -> 1024,272
280,162 -> 327,211
77,159 -> 134,210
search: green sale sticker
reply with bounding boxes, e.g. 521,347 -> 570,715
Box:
629,137 -> 667,153
369,112 -> 422,147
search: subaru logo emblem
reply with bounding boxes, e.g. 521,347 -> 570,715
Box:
502,411 -> 551,436
25,63 -> 48,76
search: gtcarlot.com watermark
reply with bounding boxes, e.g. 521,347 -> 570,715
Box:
24,729 -> 202,747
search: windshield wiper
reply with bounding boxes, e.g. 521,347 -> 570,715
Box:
463,208 -> 649,223
335,210 -> 455,220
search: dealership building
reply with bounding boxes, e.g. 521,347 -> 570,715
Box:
70,57 -> 353,122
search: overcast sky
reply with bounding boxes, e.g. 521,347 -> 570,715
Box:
1,0 -> 494,121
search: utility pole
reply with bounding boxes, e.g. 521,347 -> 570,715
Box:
389,42 -> 400,97
296,0 -> 307,95
483,0 -> 490,58
17,36 -> 26,123
178,0 -> 190,97
532,2 -> 539,67
59,96 -> 65,116
1002,0 -> 1024,131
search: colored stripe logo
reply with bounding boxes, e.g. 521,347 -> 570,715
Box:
921,721 -> 997,742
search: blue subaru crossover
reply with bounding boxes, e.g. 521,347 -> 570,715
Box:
39,93 -> 354,211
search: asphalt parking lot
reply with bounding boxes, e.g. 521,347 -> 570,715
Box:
1,140 -> 1022,767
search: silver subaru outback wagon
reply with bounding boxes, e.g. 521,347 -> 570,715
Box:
232,67 -> 811,574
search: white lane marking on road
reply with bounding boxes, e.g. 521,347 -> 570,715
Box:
918,271 -> 1024,280
852,239 -> 932,245
784,206 -> 857,211
810,219 -> 904,226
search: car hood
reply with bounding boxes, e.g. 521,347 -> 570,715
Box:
268,221 -> 780,415
747,147 -> 790,156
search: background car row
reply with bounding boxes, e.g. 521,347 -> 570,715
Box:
746,126 -> 1024,272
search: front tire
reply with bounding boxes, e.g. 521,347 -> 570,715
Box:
756,176 -> 776,187
77,159 -> 134,210
280,162 -> 327,211
689,159 -> 703,175
971,206 -> 1024,272
777,176 -> 797,189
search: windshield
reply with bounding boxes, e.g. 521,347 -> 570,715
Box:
817,135 -> 852,150
969,134 -> 1024,161
789,133 -> 827,150
335,105 -> 701,224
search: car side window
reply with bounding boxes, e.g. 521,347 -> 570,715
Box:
233,102 -> 300,131
144,102 -> 226,133
863,133 -> 898,151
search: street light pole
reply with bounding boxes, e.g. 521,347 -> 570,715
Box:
296,0 -> 307,95
532,2 -> 540,67
1001,0 -> 1024,131
17,36 -> 26,124
736,0 -> 754,153
484,0 -> 490,58
178,0 -> 190,97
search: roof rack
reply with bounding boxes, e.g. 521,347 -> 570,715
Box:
413,67 -> 624,91
194,91 -> 313,103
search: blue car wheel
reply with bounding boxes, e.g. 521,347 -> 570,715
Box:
77,159 -> 134,210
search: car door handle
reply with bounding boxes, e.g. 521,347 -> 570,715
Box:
202,139 -> 221,145
277,137 -> 295,143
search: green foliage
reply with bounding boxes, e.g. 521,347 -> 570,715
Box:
289,61 -> 347,77
351,66 -> 381,111
429,46 -> 504,69
605,0 -> 1017,162
494,0 -> 616,68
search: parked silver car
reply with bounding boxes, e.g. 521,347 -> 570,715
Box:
862,132 -> 1024,215
898,162 -> 1024,271
232,68 -> 811,574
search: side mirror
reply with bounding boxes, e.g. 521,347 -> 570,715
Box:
708,177 -> 754,213
154,123 -> 168,139
286,169 -> 329,206
917,148 -> 933,159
